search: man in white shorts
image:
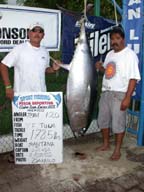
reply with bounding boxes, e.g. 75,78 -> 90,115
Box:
95,26 -> 141,160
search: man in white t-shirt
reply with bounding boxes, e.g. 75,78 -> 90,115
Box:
0,22 -> 60,100
0,22 -> 60,163
95,26 -> 141,160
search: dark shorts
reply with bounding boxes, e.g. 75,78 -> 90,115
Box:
97,91 -> 126,133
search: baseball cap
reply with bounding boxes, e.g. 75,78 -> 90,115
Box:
29,22 -> 44,31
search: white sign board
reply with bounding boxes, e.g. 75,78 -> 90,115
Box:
12,92 -> 63,164
0,5 -> 61,51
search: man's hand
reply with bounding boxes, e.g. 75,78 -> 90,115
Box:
120,96 -> 131,111
52,60 -> 61,71
95,61 -> 105,72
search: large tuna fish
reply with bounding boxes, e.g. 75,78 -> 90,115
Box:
63,21 -> 97,136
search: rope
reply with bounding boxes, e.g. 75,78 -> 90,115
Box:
50,55 -> 57,64
49,55 -> 59,77
84,0 -> 87,20
113,0 -> 118,26
78,0 -> 88,26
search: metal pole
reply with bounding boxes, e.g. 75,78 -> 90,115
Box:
122,0 -> 144,145
137,4 -> 144,145
94,0 -> 100,16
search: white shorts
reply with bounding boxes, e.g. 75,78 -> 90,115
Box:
97,91 -> 126,133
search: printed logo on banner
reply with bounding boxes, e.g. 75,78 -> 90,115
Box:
13,93 -> 62,109
75,20 -> 95,29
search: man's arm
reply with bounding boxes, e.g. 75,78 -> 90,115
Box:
0,63 -> 14,100
45,66 -> 56,74
121,79 -> 137,111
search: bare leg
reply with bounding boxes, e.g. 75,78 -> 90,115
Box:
110,132 -> 125,160
96,128 -> 110,151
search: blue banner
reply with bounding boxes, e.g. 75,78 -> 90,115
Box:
123,1 -> 143,99
61,13 -> 115,64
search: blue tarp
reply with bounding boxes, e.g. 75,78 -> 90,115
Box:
61,12 -> 115,64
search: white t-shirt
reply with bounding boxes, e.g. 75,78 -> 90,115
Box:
102,47 -> 141,92
2,42 -> 50,92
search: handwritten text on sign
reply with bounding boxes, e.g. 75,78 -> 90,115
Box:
12,92 -> 63,164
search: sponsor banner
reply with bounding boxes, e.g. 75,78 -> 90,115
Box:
123,1 -> 143,99
62,13 -> 115,64
0,5 -> 61,51
12,92 -> 63,164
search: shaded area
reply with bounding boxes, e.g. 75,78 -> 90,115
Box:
0,133 -> 144,191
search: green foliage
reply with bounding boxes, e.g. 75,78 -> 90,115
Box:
0,53 -> 13,135
45,70 -> 69,124
100,0 -> 122,21
18,0 -> 122,20
0,68 -> 13,135
17,0 -> 63,8
0,0 -> 6,4
62,0 -> 86,12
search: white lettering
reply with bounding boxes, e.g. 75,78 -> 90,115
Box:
75,21 -> 95,29
89,31 -> 110,57
128,0 -> 141,6
127,44 -> 140,54
130,29 -> 139,40
92,31 -> 99,56
89,32 -> 95,56
128,7 -> 141,20
99,34 -> 108,54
